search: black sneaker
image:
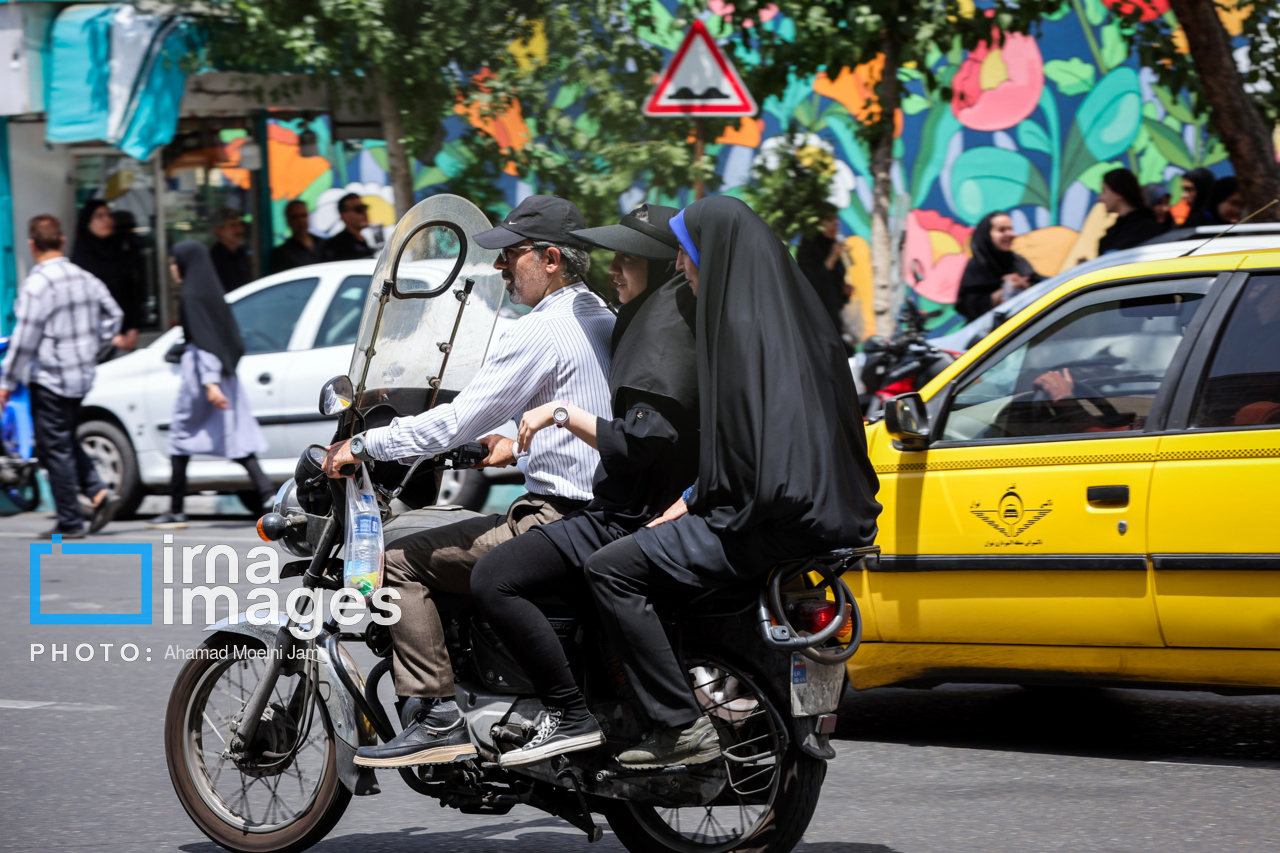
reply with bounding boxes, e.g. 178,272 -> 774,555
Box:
89,490 -> 122,534
499,706 -> 605,768
40,526 -> 85,540
617,715 -> 721,769
146,512 -> 188,529
354,705 -> 477,768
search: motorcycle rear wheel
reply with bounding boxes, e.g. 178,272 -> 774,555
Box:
606,651 -> 826,853
164,635 -> 350,853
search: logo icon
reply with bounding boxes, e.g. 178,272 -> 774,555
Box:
970,485 -> 1052,539
29,535 -> 152,625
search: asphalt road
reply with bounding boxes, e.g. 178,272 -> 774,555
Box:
2,513 -> 1279,852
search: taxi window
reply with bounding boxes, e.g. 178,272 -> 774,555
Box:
1192,275 -> 1280,429
942,284 -> 1207,442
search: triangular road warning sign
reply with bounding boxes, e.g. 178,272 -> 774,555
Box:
643,20 -> 758,117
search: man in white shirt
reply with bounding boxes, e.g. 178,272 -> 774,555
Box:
322,196 -> 614,768
0,215 -> 124,538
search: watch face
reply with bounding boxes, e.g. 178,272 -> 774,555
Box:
553,407 -> 569,425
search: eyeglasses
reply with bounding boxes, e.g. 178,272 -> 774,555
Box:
499,244 -> 537,263
343,204 -> 368,214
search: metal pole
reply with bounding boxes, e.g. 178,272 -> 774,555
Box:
694,118 -> 707,200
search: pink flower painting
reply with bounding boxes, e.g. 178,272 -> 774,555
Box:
950,31 -> 1045,132
903,210 -> 974,306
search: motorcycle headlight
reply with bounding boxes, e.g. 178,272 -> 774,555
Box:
272,478 -> 313,558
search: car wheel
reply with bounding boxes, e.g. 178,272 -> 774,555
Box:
435,469 -> 490,511
78,420 -> 143,518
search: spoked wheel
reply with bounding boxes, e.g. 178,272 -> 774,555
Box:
607,652 -> 826,853
164,635 -> 350,853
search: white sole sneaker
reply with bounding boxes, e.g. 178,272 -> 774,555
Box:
354,743 -> 478,768
499,730 -> 606,767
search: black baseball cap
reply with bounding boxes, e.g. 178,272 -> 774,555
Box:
474,195 -> 588,250
571,203 -> 681,261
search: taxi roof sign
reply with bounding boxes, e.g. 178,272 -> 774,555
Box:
643,20 -> 758,117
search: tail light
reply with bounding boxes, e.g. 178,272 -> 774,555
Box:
792,599 -> 854,643
793,600 -> 838,634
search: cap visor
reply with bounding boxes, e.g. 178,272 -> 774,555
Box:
571,225 -> 678,260
472,225 -> 526,249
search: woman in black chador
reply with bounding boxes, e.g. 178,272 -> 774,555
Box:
569,195 -> 882,770
353,205 -> 699,770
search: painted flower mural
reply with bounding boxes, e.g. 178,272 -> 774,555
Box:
951,31 -> 1045,132
903,210 -> 973,305
1102,0 -> 1170,22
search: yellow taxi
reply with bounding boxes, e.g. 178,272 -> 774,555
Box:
849,248 -> 1280,694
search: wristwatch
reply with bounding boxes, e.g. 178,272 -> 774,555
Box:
552,405 -> 570,428
349,432 -> 375,463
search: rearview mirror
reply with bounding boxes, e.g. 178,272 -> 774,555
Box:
318,375 -> 354,417
884,392 -> 930,451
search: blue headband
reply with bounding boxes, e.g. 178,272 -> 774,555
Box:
669,208 -> 700,268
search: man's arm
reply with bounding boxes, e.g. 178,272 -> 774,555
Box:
360,321 -> 558,462
94,278 -> 124,345
0,278 -> 50,396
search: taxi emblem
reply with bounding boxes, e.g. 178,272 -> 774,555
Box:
970,485 -> 1052,538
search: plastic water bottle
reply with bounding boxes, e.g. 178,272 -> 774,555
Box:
344,487 -> 383,597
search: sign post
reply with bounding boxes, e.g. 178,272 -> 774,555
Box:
643,20 -> 757,200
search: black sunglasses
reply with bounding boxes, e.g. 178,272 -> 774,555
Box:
343,203 -> 368,214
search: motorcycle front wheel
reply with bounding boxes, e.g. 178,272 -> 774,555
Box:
606,651 -> 826,853
164,634 -> 350,853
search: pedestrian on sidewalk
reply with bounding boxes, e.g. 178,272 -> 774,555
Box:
270,200 -> 323,273
322,193 -> 376,261
0,215 -> 124,538
209,208 -> 252,292
71,199 -> 145,354
147,242 -> 274,530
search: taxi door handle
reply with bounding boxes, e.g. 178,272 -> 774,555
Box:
258,372 -> 272,385
1087,485 -> 1129,505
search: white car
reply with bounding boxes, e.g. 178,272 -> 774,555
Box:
80,260 -> 519,516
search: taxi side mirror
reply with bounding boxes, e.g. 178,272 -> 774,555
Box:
884,392 -> 930,451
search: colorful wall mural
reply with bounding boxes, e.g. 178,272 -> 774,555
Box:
220,0 -> 1256,338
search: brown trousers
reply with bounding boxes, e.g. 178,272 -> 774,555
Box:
385,493 -> 584,698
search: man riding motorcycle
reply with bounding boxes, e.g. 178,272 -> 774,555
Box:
320,195 -> 615,768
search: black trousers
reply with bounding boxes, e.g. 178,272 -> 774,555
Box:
30,384 -> 106,530
169,453 -> 274,514
471,530 -> 702,729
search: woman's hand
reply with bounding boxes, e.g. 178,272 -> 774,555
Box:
205,383 -> 230,409
646,497 -> 688,528
518,401 -> 568,453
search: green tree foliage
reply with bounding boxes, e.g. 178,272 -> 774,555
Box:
197,0 -> 543,214
745,130 -> 838,243
502,1 -> 715,228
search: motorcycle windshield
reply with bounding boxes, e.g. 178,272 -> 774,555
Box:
347,194 -> 504,414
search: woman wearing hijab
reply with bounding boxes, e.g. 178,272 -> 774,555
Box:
71,200 -> 145,351
1097,168 -> 1162,254
433,205 -> 702,770
955,211 -> 1041,322
147,242 -> 274,528
560,196 -> 880,771
1185,176 -> 1245,227
1178,167 -> 1216,225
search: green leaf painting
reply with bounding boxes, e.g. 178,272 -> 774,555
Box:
1143,118 -> 1194,170
1076,68 -> 1143,163
1016,120 -> 1054,155
1043,58 -> 1096,97
951,147 -> 1051,226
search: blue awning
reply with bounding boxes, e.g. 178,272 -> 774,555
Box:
47,4 -> 195,161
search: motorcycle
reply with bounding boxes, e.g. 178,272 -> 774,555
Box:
855,296 -> 956,420
163,194 -> 872,853
0,337 -> 40,512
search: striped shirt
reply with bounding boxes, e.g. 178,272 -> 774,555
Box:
1,257 -> 123,399
363,282 -> 615,500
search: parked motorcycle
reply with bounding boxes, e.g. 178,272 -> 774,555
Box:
0,337 -> 39,512
855,297 -> 956,420
163,195 -> 871,853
